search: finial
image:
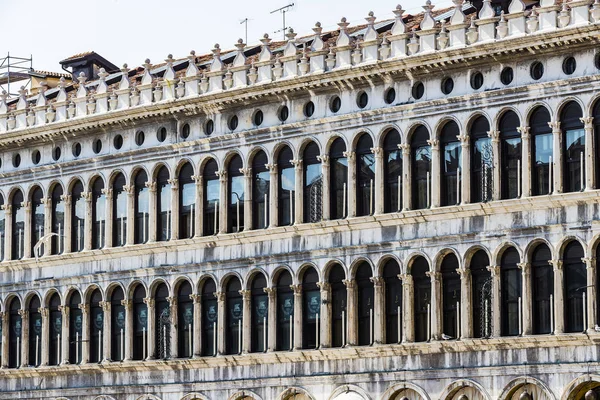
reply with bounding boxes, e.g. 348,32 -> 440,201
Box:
190,50 -> 196,56
313,22 -> 323,34
235,39 -> 246,51
98,68 -> 109,80
286,27 -> 297,40
77,72 -> 87,85
145,58 -> 151,65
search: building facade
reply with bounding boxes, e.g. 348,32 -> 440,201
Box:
1,1 -> 600,399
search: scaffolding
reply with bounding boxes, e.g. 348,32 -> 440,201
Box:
0,53 -> 33,97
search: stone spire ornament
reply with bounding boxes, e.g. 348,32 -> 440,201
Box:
420,0 -> 436,30
311,22 -> 325,51
391,4 -> 407,35
479,0 -> 495,19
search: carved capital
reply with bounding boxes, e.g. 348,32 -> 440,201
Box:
457,134 -> 470,145
517,262 -> 531,272
78,303 -> 90,315
580,117 -> 594,127
486,265 -> 501,276
291,159 -> 303,169
18,309 -> 28,318
426,139 -> 439,148
168,178 -> 179,190
425,271 -> 441,281
342,151 -> 355,161
239,168 -> 252,178
316,281 -> 331,291
265,163 -> 277,172
342,279 -> 356,289
99,301 -> 111,312
487,130 -> 500,142
316,154 -> 329,164
548,121 -> 561,132
456,268 -> 470,278
549,259 -> 563,270
398,143 -> 410,154
143,297 -> 155,308
370,276 -> 384,286
216,170 -> 227,182
39,307 -> 49,318
239,289 -> 251,300
290,284 -> 302,295
398,273 -> 413,284
1,204 -> 11,213
60,194 -> 72,205
517,126 -> 530,138
123,185 -> 134,196
81,192 -> 92,202
582,257 -> 597,269
121,299 -> 132,310
189,294 -> 201,304
214,291 -> 225,302
263,287 -> 277,297
145,181 -> 157,192
370,147 -> 383,158
21,201 -> 31,211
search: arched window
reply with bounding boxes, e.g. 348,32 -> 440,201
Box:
250,273 -> 268,353
500,247 -> 521,336
156,166 -> 171,241
440,121 -> 461,206
470,116 -> 492,203
28,295 -> 42,367
441,253 -> 460,338
531,243 -> 552,334
329,138 -> 348,220
276,270 -> 293,351
110,287 -> 125,361
48,293 -> 61,366
383,130 -> 402,213
383,259 -> 401,344
303,142 -> 322,223
252,151 -> 270,230
30,187 -> 44,258
302,267 -> 320,349
227,155 -> 245,233
201,278 -> 217,357
561,102 -> 585,193
132,285 -> 147,360
530,107 -> 553,196
179,163 -> 195,239
8,298 -> 22,368
0,195 -> 5,261
50,185 -> 64,255
470,249 -> 491,338
91,178 -> 106,250
203,159 -> 219,236
89,289 -> 103,363
177,281 -> 193,358
112,173 -> 127,247
564,241 -> 586,333
412,257 -> 431,342
411,126 -> 431,210
355,262 -> 373,345
225,277 -> 242,355
11,190 -> 24,260
594,101 -> 600,189
133,170 -> 149,244
329,264 -> 347,348
68,291 -> 82,364
70,181 -> 85,252
499,111 -> 521,199
278,146 -> 295,226
356,134 -> 375,216
154,283 -> 168,359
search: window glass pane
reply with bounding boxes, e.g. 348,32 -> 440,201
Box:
533,133 -> 552,195
253,170 -> 270,229
204,179 -> 219,235
565,128 -> 585,193
413,146 -> 431,209
502,137 -> 521,199
229,176 -> 245,232
472,138 -> 493,202
279,166 -> 295,226
384,149 -> 402,213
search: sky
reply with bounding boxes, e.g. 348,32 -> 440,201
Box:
1,0 -> 455,74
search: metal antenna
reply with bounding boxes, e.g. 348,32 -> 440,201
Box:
240,18 -> 250,44
270,3 -> 295,40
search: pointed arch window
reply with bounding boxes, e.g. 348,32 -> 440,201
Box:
303,142 -> 322,223
201,278 -> 217,357
531,244 -> 553,334
440,121 -> 461,206
30,187 -> 44,258
411,126 -> 431,210
252,151 -> 270,230
228,155 -> 245,233
330,138 -> 348,219
179,163 -> 195,239
48,293 -> 61,366
471,250 -> 491,338
68,292 -> 82,364
441,253 -> 460,338
225,277 -> 242,355
530,107 -> 553,196
302,267 -> 320,349
250,274 -> 268,353
89,289 -> 103,363
203,160 -> 219,236
154,283 -> 168,359
561,102 -> 585,193
356,263 -> 374,345
278,146 -> 295,226
356,134 -> 375,216
500,247 -> 521,336
470,116 -> 492,203
110,287 -> 125,361
112,174 -> 127,247
91,178 -> 106,250
134,170 -> 149,244
50,185 -> 64,255
276,270 -> 293,351
383,130 -> 402,213
8,298 -> 22,368
156,166 -> 171,241
177,281 -> 193,358
329,264 -> 346,348
28,295 -> 42,367
564,241 -> 586,333
412,257 -> 431,342
383,259 -> 401,344
499,111 -> 521,199
11,190 -> 24,260
132,285 -> 147,360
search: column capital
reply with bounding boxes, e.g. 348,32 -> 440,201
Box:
21,201 -> 31,211
99,301 -> 111,312
38,307 -> 49,318
582,257 -> 597,269
263,287 -> 277,298
317,154 -> 329,165
123,185 -> 134,196
291,159 -> 303,169
486,265 -> 500,276
456,268 -> 471,278
120,299 -> 132,310
457,134 -> 470,145
18,309 -> 28,317
100,188 -> 112,200
60,194 -> 72,205
143,297 -> 155,308
398,143 -> 410,155
426,139 -> 439,148
145,181 -> 157,192
580,116 -> 594,127
487,130 -> 500,143
42,197 -> 52,207
370,276 -> 384,286
290,284 -> 302,294
342,279 -> 356,289
342,150 -> 355,160
398,273 -> 413,284
265,163 -> 277,173
192,175 -> 203,186
517,262 -> 531,271
239,289 -> 251,300
548,121 -> 561,132
370,147 -> 383,158
78,303 -> 89,315
1,204 -> 11,212
517,126 -> 531,138
316,281 -> 331,291
549,259 -> 563,270
239,168 -> 252,178
189,294 -> 201,304
167,296 -> 177,306
168,178 -> 179,190
58,305 -> 70,317
216,170 -> 227,182
82,192 -> 92,202
214,291 -> 225,302
425,271 -> 441,281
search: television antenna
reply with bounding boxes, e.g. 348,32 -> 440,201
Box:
270,3 -> 295,40
240,18 -> 250,44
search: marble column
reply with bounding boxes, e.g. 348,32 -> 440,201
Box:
241,168 -> 252,231
39,308 -> 48,366
217,171 -> 228,234
344,279 -> 357,345
3,205 -> 12,261
102,189 -> 113,249
399,144 -> 411,211
192,175 -> 203,237
125,185 -> 135,245
427,271 -> 441,340
100,301 -> 111,362
317,155 -> 330,220
291,284 -> 303,350
265,287 -> 276,351
458,268 -> 472,338
19,309 -> 29,367
1,312 -> 8,368
22,201 -> 31,259
487,265 -> 501,337
240,289 -> 251,354
122,300 -> 133,361
145,181 -> 157,243
584,257 -> 597,333
83,192 -> 93,251
144,298 -> 155,360
458,134 -> 471,204
550,121 -> 563,194
267,164 -> 278,228
400,273 -> 414,343
518,262 -> 532,335
215,291 -> 225,355
427,139 -> 440,208
60,305 -> 70,364
371,276 -> 384,344
518,126 -> 532,197
62,195 -> 72,254
292,160 -> 303,224
43,197 -> 52,257
317,281 -> 331,348
79,304 -> 89,364
190,294 -> 202,357
344,151 -> 356,217
550,259 -> 564,334
487,130 -> 501,201
582,117 -> 595,190
372,147 -> 384,215
168,296 -> 177,359
168,178 -> 179,240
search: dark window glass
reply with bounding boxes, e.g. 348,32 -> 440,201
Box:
412,257 -> 431,342
134,170 -> 149,244
114,134 -> 123,149
561,101 -> 585,193
250,274 -> 268,353
330,96 -> 341,113
530,107 -> 552,196
12,154 -> 20,168
201,279 -> 217,356
53,146 -> 61,161
470,72 -> 484,90
110,288 -> 125,361
28,296 -> 42,367
530,61 -> 544,80
499,111 -> 521,200
205,120 -> 214,135
441,77 -> 454,95
154,284 -> 169,359
135,131 -> 145,146
356,134 -> 375,216
562,57 -> 576,75
500,248 -> 521,336
112,174 -> 127,247
595,101 -> 600,190
89,289 -> 103,363
279,106 -> 289,122
157,127 -> 167,142
132,285 -> 147,360
203,159 -> 219,235
253,110 -> 264,126
181,123 -> 190,139
330,138 -> 348,219
179,163 -> 195,239
93,139 -> 102,154
48,294 -> 62,366
71,181 -> 85,252
31,150 -> 41,165
228,156 -> 245,233
383,260 -> 401,344
225,278 -> 242,355
8,298 -> 22,368
564,241 -> 586,333
501,67 -> 514,85
278,146 -> 295,226
303,142 -> 322,223
11,190 -> 24,260
252,151 -> 270,229
228,115 -> 238,131
411,126 -> 431,210
302,268 -> 320,349
30,187 -> 44,258
329,264 -> 347,348
441,254 -> 460,338
91,178 -> 106,250
177,281 -> 193,358
0,196 -> 5,261
276,271 -> 294,351
356,263 -> 374,346
470,116 -> 492,203
357,92 -> 368,109
412,81 -> 424,99
532,244 -> 553,334
156,166 -> 171,242
471,250 -> 491,338
51,185 -> 64,255
440,121 -> 461,206
384,88 -> 396,104
383,130 -> 402,213
72,143 -> 81,157
304,101 -> 315,117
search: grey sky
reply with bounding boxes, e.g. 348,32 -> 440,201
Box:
1,0 -> 455,73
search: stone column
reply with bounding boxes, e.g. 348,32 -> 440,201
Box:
192,175 -> 203,237
582,117 -> 595,190
458,134 -> 471,204
22,201 -> 31,259
100,301 -> 111,362
241,168 -> 252,231
427,271 -> 441,340
344,279 -> 357,345
291,284 -> 303,350
168,178 -> 179,240
267,164 -> 278,228
102,189 -> 113,248
265,287 -> 276,351
143,298 -> 155,360
518,127 -> 532,197
317,155 -> 330,220
83,192 -> 92,251
62,195 -> 72,253
1,312 -> 8,368
427,140 -> 440,208
19,309 -> 28,367
549,122 -> 562,194
400,273 -> 414,343
344,151 -> 356,217
583,257 -> 597,332
487,130 -> 501,201
371,276 -> 384,344
43,197 -> 52,257
79,304 -> 89,364
240,289 -> 251,354
550,259 -> 564,334
168,297 -> 177,359
39,308 -> 48,366
125,185 -> 135,245
372,147 -> 384,215
317,282 -> 331,348
2,205 -> 11,261
487,265 -> 501,337
122,300 -> 133,361
217,171 -> 228,234
60,305 -> 70,364
215,291 -> 225,355
145,182 -> 157,243
399,144 -> 411,211
458,268 -> 472,338
518,262 -> 532,335
190,294 -> 201,357
292,160 -> 303,224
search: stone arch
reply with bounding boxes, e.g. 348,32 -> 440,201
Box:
494,106 -> 522,131
23,290 -> 43,309
439,379 -> 491,400
247,145 -> 271,167
524,238 -> 555,263
434,116 -> 463,140
135,395 -> 162,400
220,271 -> 244,292
272,140 -> 296,161
63,286 -> 82,306
2,292 -> 22,311
556,96 -> 587,120
561,375 -> 600,400
525,101 -> 553,123
87,174 -> 106,193
25,183 -> 45,201
175,157 -> 196,177
93,396 -> 117,400
298,137 -> 323,158
126,279 -> 148,300
433,248 -> 463,272
556,236 -> 588,259
405,252 -> 432,273
492,241 -> 523,266
7,185 -> 25,203
228,390 -> 263,400
323,259 -> 348,282
404,121 -> 432,144
105,282 -> 126,301
498,377 -> 555,400
377,253 -> 404,276
84,284 -> 105,303
349,256 -> 375,279
173,275 -> 195,295
350,128 -> 376,150
465,111 -> 493,133
199,154 -> 221,174
42,288 -> 62,308
381,382 -> 430,400
325,133 -> 349,154
47,179 -> 66,195
107,168 -> 128,187
587,93 -> 600,118
151,161 -> 172,181
329,384 -> 372,400
297,262 -> 321,285
276,387 -> 316,400
223,150 -> 246,169
148,277 -> 172,298
463,245 -> 492,271
270,265 -> 295,287
130,165 -> 150,185
198,273 -> 219,293
377,124 -> 404,148
65,176 -> 85,193
245,267 -> 269,290
181,393 -> 210,400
